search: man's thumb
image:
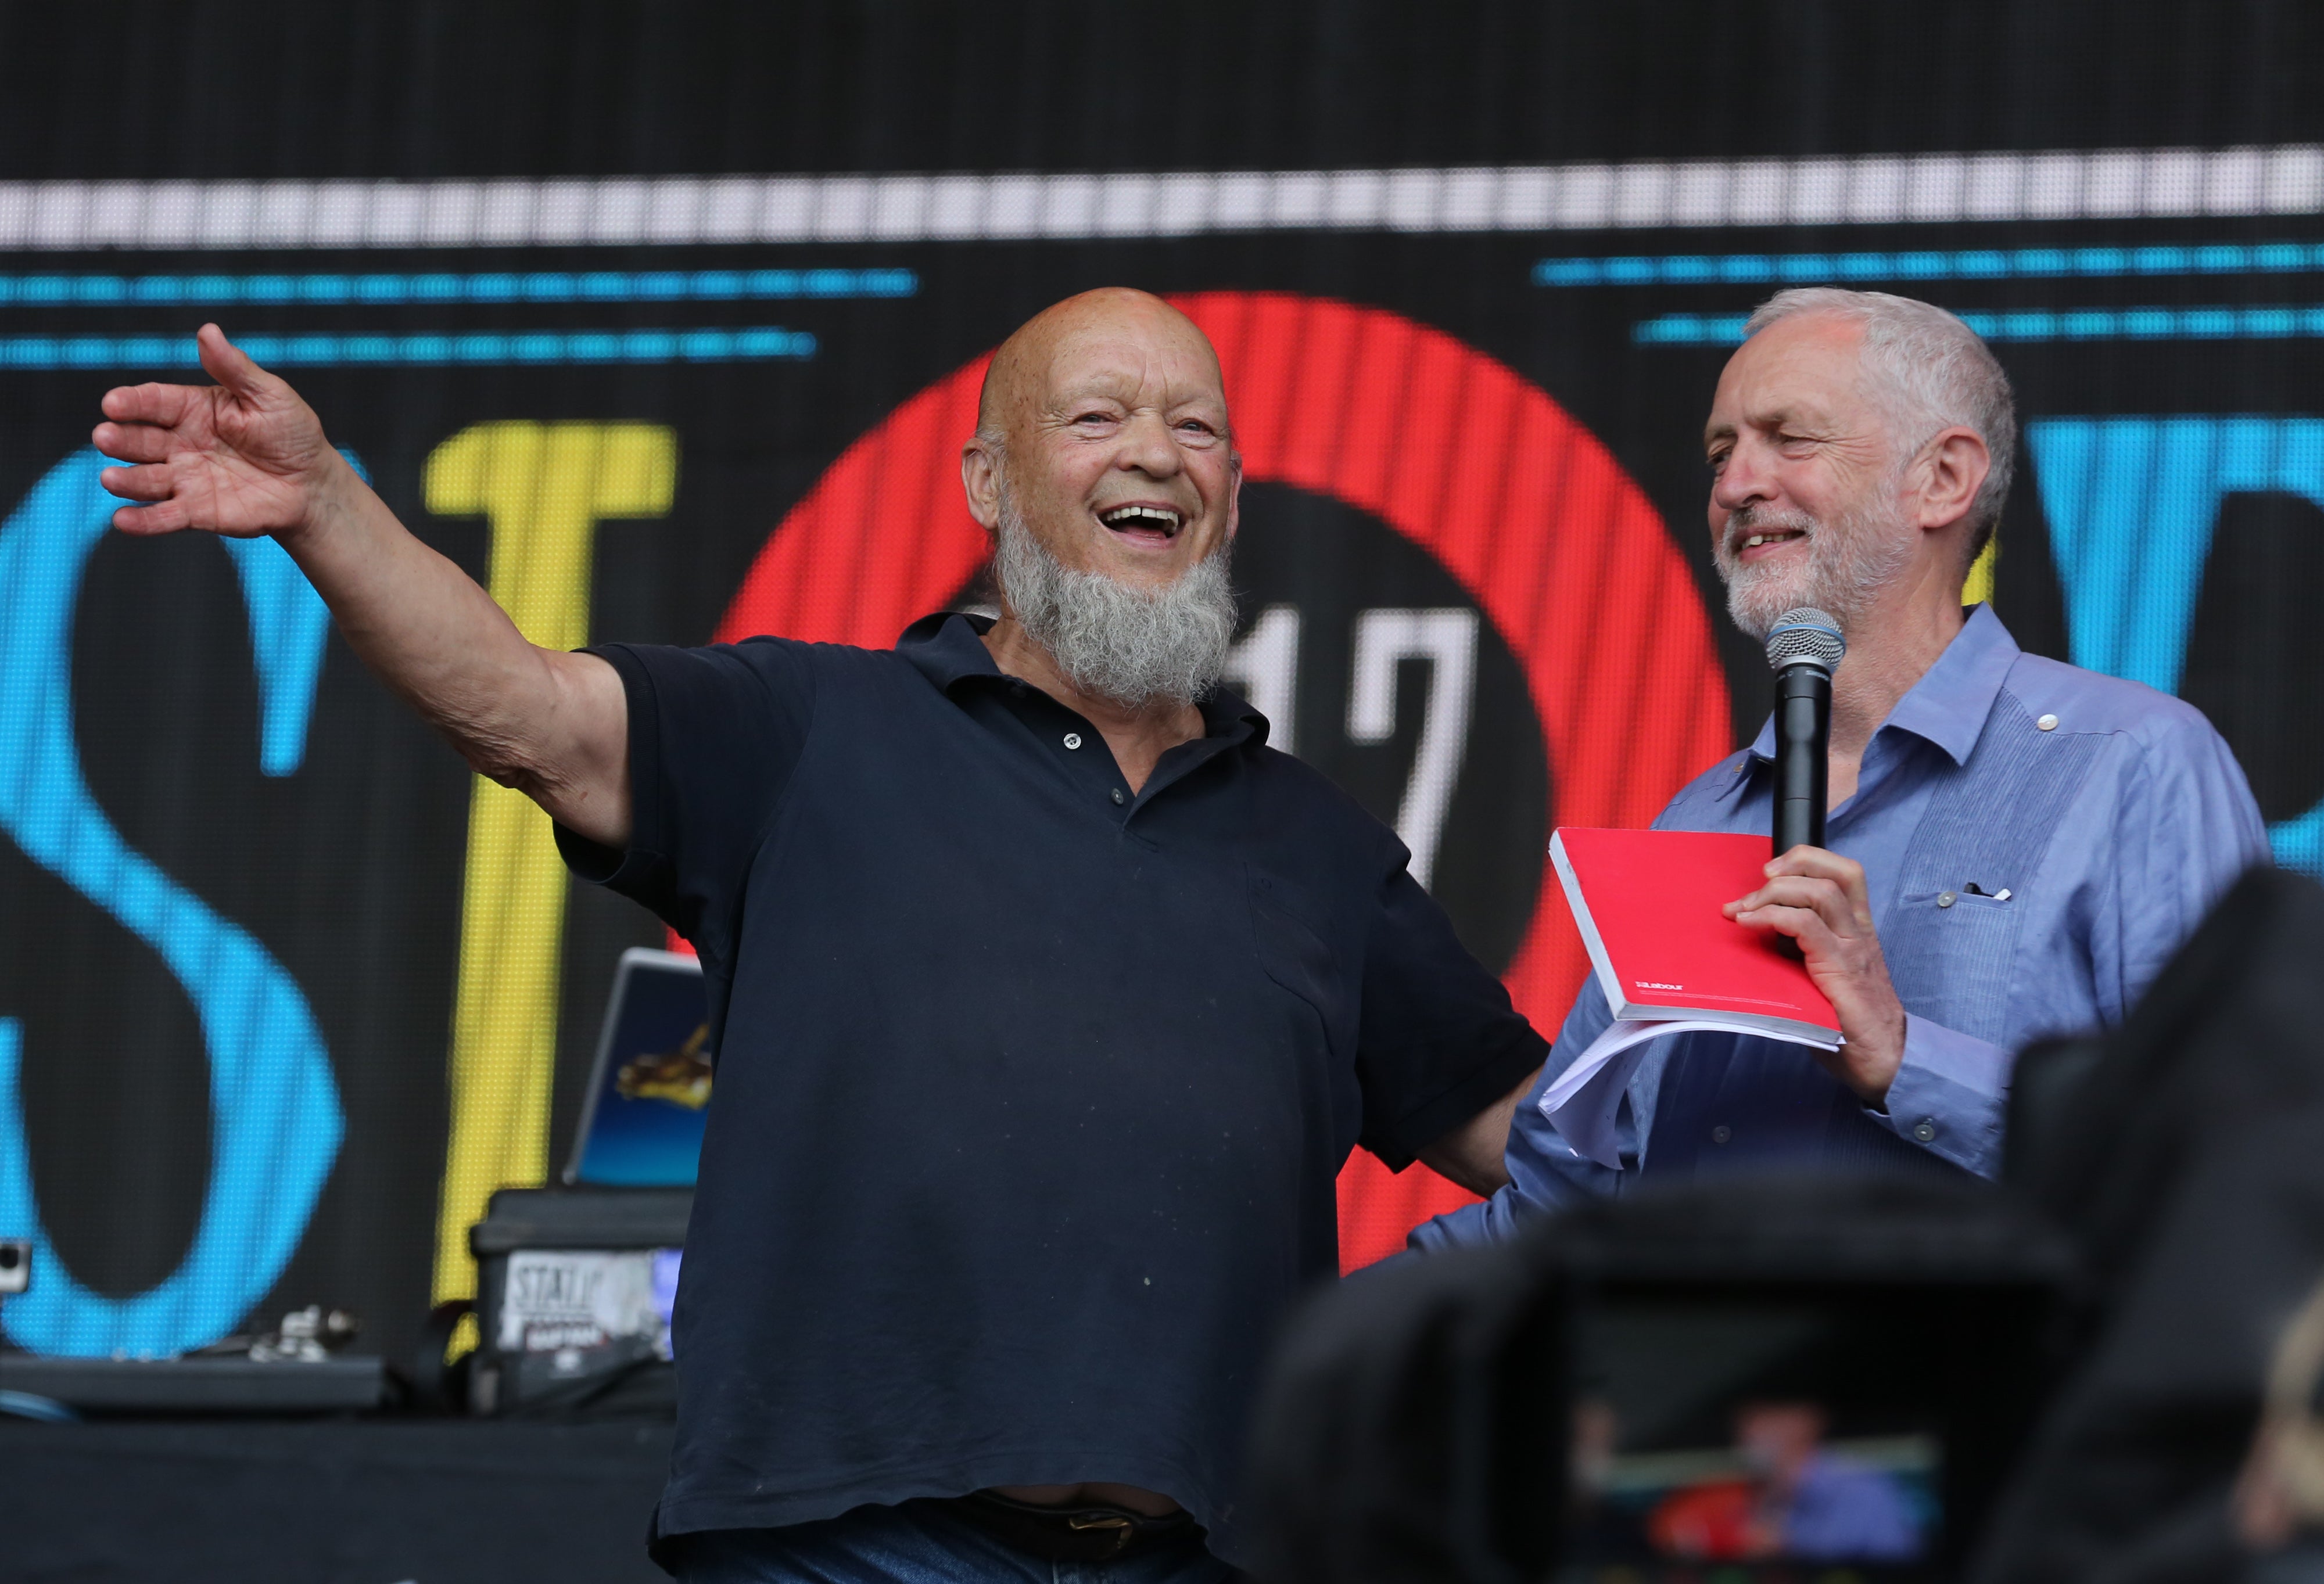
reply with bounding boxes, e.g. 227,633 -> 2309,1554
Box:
195,324 -> 268,396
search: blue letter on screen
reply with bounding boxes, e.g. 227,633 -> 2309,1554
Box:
2028,416 -> 2324,875
0,448 -> 346,1357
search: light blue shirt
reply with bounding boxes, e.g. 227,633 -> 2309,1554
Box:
1782,1453 -> 1924,1561
1419,605 -> 2267,1249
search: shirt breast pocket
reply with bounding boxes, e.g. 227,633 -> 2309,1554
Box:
1246,867 -> 1349,1058
1889,888 -> 2024,1046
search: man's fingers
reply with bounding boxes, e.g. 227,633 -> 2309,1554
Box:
91,422 -> 178,464
1766,845 -> 1868,890
1728,874 -> 1849,922
1741,847 -> 1874,928
196,324 -> 270,398
100,380 -> 202,428
108,498 -> 191,536
1733,902 -> 1842,958
99,461 -> 178,502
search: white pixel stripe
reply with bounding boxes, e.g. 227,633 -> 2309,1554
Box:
3,148 -> 2322,249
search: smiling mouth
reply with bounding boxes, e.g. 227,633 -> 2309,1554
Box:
1099,504 -> 1184,543
1737,529 -> 1806,552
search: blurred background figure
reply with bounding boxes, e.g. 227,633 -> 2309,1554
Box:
1647,1400 -> 1920,1562
1745,1400 -> 1920,1560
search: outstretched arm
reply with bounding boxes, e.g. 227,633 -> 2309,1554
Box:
93,324 -> 631,847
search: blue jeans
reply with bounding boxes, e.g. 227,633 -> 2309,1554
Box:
673,1502 -> 1242,1584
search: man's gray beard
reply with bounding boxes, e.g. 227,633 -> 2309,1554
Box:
1715,497 -> 1915,641
991,494 -> 1238,708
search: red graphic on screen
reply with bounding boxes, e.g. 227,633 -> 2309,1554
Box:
713,292 -> 1730,1269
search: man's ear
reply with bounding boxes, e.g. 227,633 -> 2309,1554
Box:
961,439 -> 1003,532
1914,427 -> 1991,534
1225,453 -> 1243,540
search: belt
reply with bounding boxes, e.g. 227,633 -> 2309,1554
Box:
937,1490 -> 1200,1563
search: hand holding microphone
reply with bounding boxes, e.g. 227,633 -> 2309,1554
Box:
1724,608 -> 1910,1105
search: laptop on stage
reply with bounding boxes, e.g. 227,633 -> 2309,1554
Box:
562,947 -> 714,1187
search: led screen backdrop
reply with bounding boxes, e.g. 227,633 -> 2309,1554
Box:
3,1 -> 2324,1365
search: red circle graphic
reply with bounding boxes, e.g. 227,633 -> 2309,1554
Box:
718,292 -> 1732,1265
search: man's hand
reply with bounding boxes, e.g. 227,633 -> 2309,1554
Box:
94,323 -> 349,541
87,324 -> 633,848
1724,846 -> 1906,1107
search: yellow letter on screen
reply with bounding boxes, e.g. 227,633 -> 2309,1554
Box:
1964,537 -> 1998,607
422,422 -> 677,1321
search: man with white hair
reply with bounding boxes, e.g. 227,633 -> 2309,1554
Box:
1420,288 -> 2268,1241
93,288 -> 1546,1580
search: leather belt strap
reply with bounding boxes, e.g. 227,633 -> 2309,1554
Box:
937,1490 -> 1199,1563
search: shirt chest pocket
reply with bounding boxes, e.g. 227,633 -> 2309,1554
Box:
1246,867 -> 1351,1059
1887,888 -> 2024,1046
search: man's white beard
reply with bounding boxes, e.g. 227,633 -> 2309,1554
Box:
1715,495 -> 1915,641
991,491 -> 1238,708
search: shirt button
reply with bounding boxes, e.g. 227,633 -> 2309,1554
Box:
1911,1119 -> 1938,1143
1063,732 -> 1083,749
2036,713 -> 2058,731
1110,788 -> 1125,806
1711,1125 -> 1731,1144
1938,892 -> 1956,908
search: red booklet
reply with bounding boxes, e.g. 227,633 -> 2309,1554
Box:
1548,827 -> 1841,1043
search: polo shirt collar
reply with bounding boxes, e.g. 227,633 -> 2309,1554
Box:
896,610 -> 1009,691
895,610 -> 1270,748
1743,602 -> 2021,770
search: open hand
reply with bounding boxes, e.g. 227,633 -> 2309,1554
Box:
1724,845 -> 1906,1106
92,324 -> 345,541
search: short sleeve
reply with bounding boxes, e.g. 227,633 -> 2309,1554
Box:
553,637 -> 817,965
1352,862 -> 1550,1169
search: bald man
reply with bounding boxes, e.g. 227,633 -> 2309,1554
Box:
94,290 -> 1545,1581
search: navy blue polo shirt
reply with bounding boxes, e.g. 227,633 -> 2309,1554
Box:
557,611 -> 1545,1565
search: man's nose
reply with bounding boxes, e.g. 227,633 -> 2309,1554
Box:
1117,410 -> 1182,476
1711,436 -> 1777,512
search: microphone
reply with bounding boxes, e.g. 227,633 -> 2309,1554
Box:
1763,608 -> 1846,856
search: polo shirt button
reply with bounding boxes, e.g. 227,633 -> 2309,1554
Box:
1711,1125 -> 1730,1144
1110,788 -> 1125,806
2037,713 -> 2058,731
1063,732 -> 1083,749
1938,892 -> 1956,908
1912,1119 -> 1938,1143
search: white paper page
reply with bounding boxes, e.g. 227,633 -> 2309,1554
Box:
1538,1018 -> 1842,1171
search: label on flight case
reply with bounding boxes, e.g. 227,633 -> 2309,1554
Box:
498,1248 -> 680,1360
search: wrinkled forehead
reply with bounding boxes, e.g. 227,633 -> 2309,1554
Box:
1705,314 -> 1877,442
1034,317 -> 1229,417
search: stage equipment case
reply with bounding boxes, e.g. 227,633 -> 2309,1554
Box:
468,1186 -> 691,1417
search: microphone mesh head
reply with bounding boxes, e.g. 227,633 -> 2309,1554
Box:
1764,608 -> 1846,672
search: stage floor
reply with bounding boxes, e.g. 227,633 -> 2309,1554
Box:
2,1417 -> 673,1583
